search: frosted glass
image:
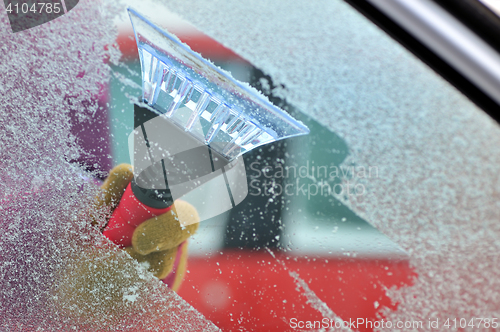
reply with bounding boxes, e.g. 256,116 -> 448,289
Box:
0,1 -> 219,330
161,0 -> 500,327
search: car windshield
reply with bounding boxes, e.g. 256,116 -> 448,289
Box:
1,0 -> 499,331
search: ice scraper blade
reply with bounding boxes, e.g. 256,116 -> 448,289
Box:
128,7 -> 309,161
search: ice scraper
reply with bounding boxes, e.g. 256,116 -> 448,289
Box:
102,8 -> 309,247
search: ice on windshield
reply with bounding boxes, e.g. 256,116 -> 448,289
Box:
0,0 -> 219,330
160,0 -> 500,329
2,0 -> 500,330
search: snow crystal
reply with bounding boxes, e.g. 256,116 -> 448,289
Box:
162,0 -> 500,329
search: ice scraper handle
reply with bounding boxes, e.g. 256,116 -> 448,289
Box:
102,182 -> 172,248
97,164 -> 199,291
